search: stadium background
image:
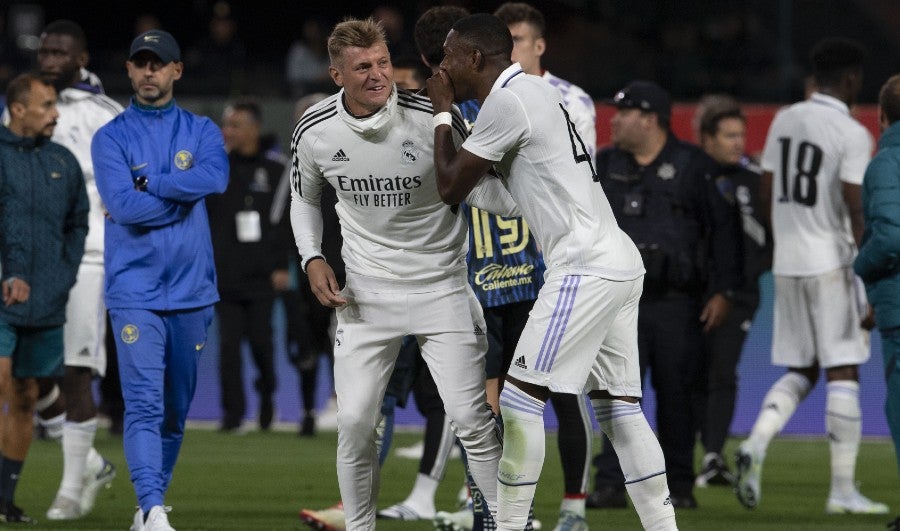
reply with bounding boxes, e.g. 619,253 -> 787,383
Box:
1,1 -> 896,436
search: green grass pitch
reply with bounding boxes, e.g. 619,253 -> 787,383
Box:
14,427 -> 900,529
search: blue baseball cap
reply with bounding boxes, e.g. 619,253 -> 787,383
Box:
129,30 -> 181,63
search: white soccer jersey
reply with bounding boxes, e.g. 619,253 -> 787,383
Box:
290,87 -> 471,282
462,64 -> 642,280
760,92 -> 873,276
54,88 -> 123,265
543,70 -> 597,158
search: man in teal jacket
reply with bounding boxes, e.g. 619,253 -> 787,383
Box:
854,73 -> 900,486
0,72 -> 89,523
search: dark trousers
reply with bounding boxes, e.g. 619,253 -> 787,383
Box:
593,296 -> 702,496
696,299 -> 757,455
217,296 -> 276,426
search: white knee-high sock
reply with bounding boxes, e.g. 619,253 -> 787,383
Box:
746,372 -> 812,457
497,384 -> 546,531
592,398 -> 676,531
826,380 -> 861,496
59,418 -> 98,500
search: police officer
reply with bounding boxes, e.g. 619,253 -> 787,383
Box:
586,80 -> 742,510
693,97 -> 772,488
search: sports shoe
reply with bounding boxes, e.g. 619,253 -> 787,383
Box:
695,452 -> 735,487
299,502 -> 346,531
433,508 -> 473,531
585,486 -> 627,509
80,457 -> 116,515
734,442 -> 762,509
377,501 -> 434,520
0,499 -> 36,524
130,507 -> 144,531
144,505 -> 174,531
46,494 -> 81,520
825,490 -> 889,514
552,510 -> 588,531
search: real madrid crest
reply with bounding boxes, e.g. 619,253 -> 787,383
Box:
174,150 -> 194,170
657,162 -> 676,180
400,140 -> 421,165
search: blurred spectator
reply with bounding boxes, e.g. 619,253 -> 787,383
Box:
391,52 -> 427,91
692,95 -> 772,489
372,5 -> 416,60
285,19 -> 331,99
206,99 -> 287,432
0,10 -> 37,98
184,1 -> 246,96
275,92 -> 340,436
134,14 -> 160,35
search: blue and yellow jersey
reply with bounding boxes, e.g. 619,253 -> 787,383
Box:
458,99 -> 546,308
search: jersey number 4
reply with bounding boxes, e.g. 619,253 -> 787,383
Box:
777,137 -> 822,207
560,104 -> 597,181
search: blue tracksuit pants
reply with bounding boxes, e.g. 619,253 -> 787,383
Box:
109,306 -> 214,512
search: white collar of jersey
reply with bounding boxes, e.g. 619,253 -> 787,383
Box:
809,92 -> 850,115
337,85 -> 398,136
57,87 -> 94,103
490,63 -> 525,94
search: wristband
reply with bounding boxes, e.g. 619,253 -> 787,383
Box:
301,255 -> 325,274
433,112 -> 453,129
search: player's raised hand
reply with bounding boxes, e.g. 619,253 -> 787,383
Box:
426,70 -> 455,114
306,259 -> 346,308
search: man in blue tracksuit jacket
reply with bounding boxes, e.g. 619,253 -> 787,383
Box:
91,30 -> 228,531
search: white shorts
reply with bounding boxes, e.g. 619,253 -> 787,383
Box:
64,262 -> 107,376
772,267 -> 869,369
506,273 -> 643,396
332,272 -> 489,420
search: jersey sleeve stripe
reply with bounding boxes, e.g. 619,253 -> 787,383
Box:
292,107 -> 338,144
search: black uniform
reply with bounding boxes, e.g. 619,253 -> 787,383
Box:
206,150 -> 288,430
696,160 -> 772,456
591,134 -> 743,500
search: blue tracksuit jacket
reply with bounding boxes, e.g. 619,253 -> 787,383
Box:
91,99 -> 228,310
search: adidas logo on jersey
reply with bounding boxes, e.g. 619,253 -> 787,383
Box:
514,356 -> 527,369
474,324 -> 485,336
332,149 -> 349,162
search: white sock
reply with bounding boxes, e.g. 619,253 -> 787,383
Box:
58,418 -> 98,501
85,446 -> 104,476
39,412 -> 66,440
592,398 -> 676,531
559,496 -> 586,517
402,473 -> 438,515
746,372 -> 811,457
497,384 -> 546,530
826,380 -> 861,497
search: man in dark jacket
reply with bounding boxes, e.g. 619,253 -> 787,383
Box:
693,97 -> 772,488
588,80 -> 742,510
0,72 -> 89,523
206,99 -> 288,432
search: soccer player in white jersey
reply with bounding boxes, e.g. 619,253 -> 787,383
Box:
290,18 -> 517,530
734,37 -> 888,515
491,4 -> 596,529
427,14 -> 677,531
34,20 -> 121,521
